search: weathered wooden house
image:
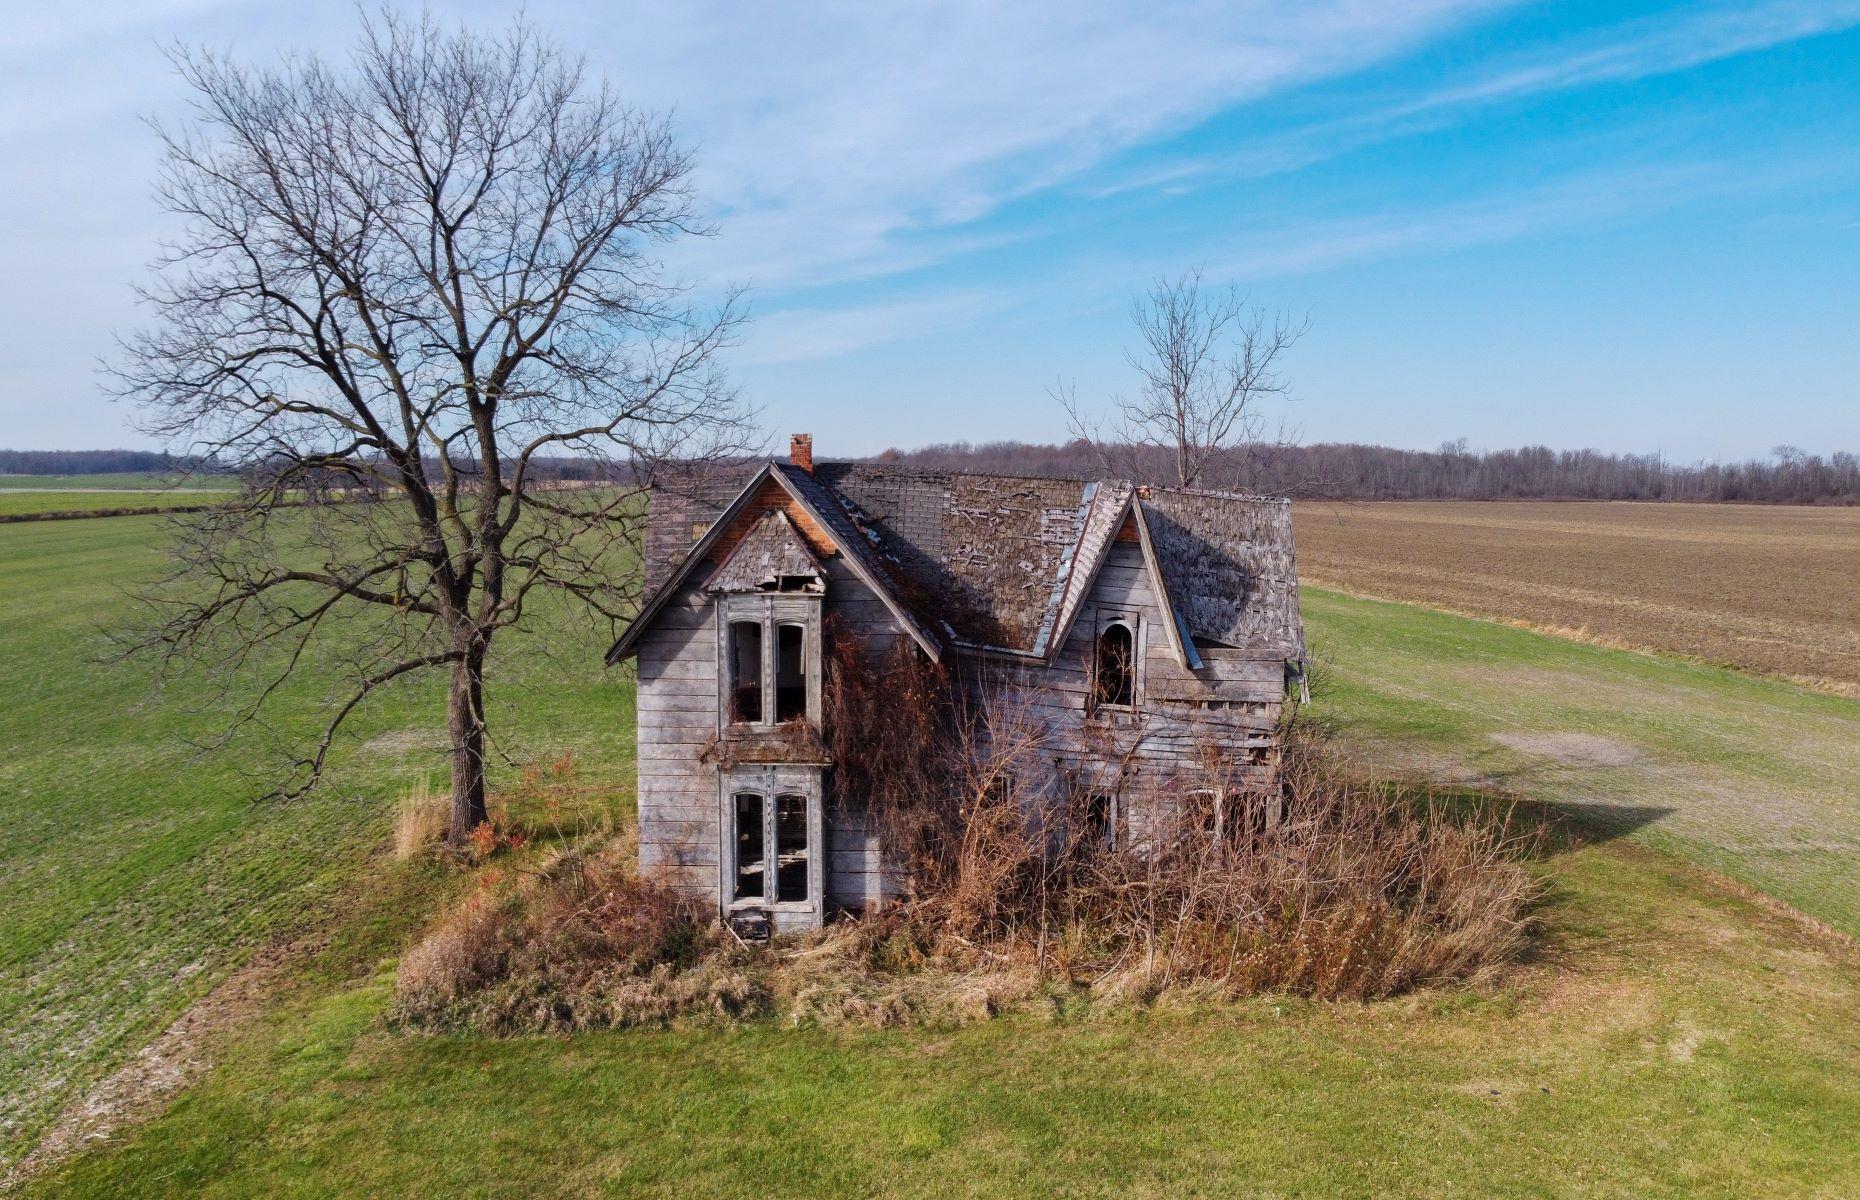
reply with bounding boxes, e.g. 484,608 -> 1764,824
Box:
607,435 -> 1305,935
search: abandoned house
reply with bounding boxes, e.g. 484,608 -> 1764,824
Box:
606,434 -> 1306,935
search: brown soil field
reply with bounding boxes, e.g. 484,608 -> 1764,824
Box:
1292,501 -> 1860,694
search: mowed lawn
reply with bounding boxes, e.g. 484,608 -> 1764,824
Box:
1305,588 -> 1860,937
7,513 -> 1860,1196
0,516 -> 635,1166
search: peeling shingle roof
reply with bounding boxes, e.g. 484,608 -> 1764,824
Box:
628,461 -> 1303,665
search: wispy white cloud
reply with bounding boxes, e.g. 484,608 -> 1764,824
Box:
1086,0 -> 1860,201
734,290 -> 1001,366
1398,0 -> 1860,115
762,152 -> 1860,367
1210,163 -> 1733,279
583,0 -> 1514,289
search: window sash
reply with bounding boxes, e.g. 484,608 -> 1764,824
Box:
1091,615 -> 1139,711
718,597 -> 819,728
724,785 -> 817,909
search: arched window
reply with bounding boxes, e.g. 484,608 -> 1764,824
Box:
732,792 -> 766,901
1093,619 -> 1136,709
775,623 -> 807,721
728,620 -> 763,723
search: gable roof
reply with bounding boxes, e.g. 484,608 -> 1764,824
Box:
606,462 -> 940,664
612,460 -> 1303,667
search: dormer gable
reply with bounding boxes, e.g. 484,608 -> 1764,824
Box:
704,509 -> 826,595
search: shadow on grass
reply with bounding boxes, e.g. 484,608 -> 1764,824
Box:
1382,775 -> 1673,856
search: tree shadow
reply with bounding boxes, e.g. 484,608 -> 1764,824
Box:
1391,780 -> 1675,861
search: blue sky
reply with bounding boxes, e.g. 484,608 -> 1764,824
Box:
2,1 -> 1856,459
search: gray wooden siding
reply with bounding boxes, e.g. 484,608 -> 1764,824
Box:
633,531 -> 1285,912
632,552 -> 903,906
974,539 -> 1285,795
634,578 -> 722,897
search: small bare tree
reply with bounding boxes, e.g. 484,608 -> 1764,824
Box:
1059,270 -> 1307,490
113,11 -> 754,848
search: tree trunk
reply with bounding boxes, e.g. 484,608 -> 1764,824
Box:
446,638 -> 489,849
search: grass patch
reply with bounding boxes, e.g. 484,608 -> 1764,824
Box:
0,474 -> 232,490
20,833 -> 1860,1198
0,516 -> 635,1165
0,491 -> 232,518
1302,586 -> 1860,935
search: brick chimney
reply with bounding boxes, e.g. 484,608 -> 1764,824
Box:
789,432 -> 814,474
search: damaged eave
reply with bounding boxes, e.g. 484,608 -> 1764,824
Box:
605,461 -> 785,665
770,465 -> 944,663
1037,482 -> 1132,665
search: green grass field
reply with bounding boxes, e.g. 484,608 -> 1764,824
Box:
0,516 -> 634,1165
5,514 -> 1859,1196
0,474 -> 236,517
0,492 -> 230,517
1304,589 -> 1860,936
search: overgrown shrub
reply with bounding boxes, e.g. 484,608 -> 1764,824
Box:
395,665 -> 1541,1034
393,851 -> 767,1033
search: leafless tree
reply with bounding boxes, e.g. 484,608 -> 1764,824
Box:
112,10 -> 755,848
1058,270 -> 1307,490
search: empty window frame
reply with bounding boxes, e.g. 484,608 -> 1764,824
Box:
1092,618 -> 1137,710
775,623 -> 807,722
1187,787 -> 1224,841
774,793 -> 810,902
1084,789 -> 1118,849
733,792 -> 766,902
728,620 -> 763,723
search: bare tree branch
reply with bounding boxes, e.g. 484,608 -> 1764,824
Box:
113,9 -> 757,846
1058,270 -> 1308,491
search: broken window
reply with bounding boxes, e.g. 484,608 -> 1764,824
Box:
775,623 -> 807,721
1188,787 -> 1223,840
1092,619 -> 1136,709
728,620 -> 763,723
775,793 -> 809,902
1084,790 -> 1117,849
733,792 -> 766,902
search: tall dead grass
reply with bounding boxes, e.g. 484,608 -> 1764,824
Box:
393,780 -> 448,859
393,850 -> 765,1033
868,716 -> 1542,1002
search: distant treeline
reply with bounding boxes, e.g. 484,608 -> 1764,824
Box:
0,448 -> 223,476
868,440 -> 1860,505
11,443 -> 1856,504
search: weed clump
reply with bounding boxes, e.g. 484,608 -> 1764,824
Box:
392,780 -> 448,860
392,851 -> 766,1033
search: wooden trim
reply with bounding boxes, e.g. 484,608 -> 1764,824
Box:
609,460 -> 942,666
1129,501 -> 1200,670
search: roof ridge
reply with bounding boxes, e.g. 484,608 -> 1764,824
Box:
820,459 -> 1289,503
